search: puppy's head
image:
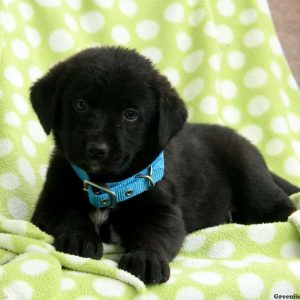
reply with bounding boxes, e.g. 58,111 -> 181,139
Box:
30,46 -> 187,175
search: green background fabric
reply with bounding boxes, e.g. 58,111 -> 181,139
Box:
1,198 -> 300,299
1,0 -> 300,298
1,0 -> 300,220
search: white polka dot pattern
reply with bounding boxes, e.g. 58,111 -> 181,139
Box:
20,259 -> 50,275
1,1 -> 300,298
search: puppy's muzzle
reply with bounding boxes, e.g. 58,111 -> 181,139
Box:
86,141 -> 109,159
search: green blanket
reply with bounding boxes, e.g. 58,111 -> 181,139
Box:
1,196 -> 300,299
1,0 -> 300,298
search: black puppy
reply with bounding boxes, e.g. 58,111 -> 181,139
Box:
30,46 -> 298,284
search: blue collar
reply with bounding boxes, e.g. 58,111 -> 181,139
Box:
71,152 -> 165,209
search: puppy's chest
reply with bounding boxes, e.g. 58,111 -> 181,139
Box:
89,208 -> 122,244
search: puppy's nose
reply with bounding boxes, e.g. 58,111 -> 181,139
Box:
87,142 -> 109,159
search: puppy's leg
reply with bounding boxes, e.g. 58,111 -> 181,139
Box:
117,202 -> 185,284
234,183 -> 295,224
230,145 -> 296,224
53,212 -> 103,259
32,203 -> 103,259
31,156 -> 103,259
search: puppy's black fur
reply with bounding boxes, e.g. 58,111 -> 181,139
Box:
31,46 -> 298,284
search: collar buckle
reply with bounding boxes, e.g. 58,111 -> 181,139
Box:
135,166 -> 155,189
83,180 -> 117,208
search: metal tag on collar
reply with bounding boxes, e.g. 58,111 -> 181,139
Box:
135,165 -> 155,189
83,180 -> 117,208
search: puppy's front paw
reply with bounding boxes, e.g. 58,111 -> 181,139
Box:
54,231 -> 103,259
118,250 -> 170,284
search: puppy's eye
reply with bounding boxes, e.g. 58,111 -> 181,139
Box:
73,99 -> 88,112
123,109 -> 139,122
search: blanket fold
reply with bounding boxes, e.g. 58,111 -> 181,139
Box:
1,194 -> 300,299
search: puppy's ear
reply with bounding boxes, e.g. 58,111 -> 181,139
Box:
155,74 -> 188,147
30,63 -> 64,135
